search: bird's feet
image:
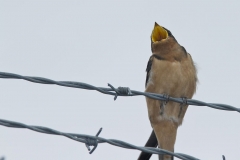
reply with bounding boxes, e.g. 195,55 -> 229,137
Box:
178,97 -> 187,117
160,94 -> 169,115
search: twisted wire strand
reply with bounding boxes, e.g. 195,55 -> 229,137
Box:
0,118 -> 199,160
0,71 -> 231,159
0,71 -> 239,113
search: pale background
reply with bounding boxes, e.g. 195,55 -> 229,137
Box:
1,1 -> 240,160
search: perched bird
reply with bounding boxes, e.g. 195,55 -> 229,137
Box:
138,22 -> 197,160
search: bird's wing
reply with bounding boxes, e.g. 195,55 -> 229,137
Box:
139,55 -> 160,160
145,55 -> 154,87
145,55 -> 164,87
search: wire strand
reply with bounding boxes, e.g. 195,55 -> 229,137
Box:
0,118 -> 199,160
0,71 -> 239,113
0,71 -> 233,159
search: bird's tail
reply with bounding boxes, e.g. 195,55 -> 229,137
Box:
137,130 -> 174,160
137,130 -> 158,160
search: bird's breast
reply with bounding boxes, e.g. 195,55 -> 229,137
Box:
145,55 -> 197,124
146,57 -> 196,98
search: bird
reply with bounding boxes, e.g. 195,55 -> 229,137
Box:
137,22 -> 197,160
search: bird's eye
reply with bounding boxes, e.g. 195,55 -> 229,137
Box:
151,22 -> 168,43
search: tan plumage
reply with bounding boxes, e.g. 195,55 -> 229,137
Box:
138,22 -> 197,160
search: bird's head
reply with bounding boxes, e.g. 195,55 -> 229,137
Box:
151,22 -> 178,55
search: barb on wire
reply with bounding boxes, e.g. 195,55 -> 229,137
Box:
84,128 -> 102,154
0,118 -> 199,160
0,157 -> 5,160
222,155 -> 226,160
108,83 -> 132,100
0,71 -> 239,113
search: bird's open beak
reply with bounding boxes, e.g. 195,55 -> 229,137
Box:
151,22 -> 168,43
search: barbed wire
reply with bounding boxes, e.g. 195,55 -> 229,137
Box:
0,71 -> 233,159
0,71 -> 239,113
0,118 -> 202,160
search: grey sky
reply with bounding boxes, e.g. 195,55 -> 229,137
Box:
1,1 -> 240,160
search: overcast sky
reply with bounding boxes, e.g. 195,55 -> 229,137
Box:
1,1 -> 240,160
